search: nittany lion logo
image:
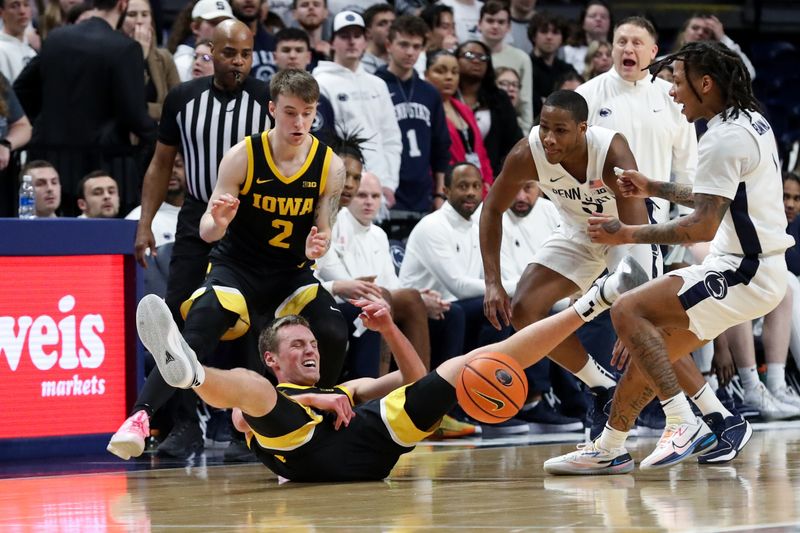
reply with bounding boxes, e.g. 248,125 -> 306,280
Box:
599,107 -> 612,117
495,369 -> 513,386
703,271 -> 728,300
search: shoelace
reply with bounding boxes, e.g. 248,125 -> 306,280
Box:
656,424 -> 679,447
129,415 -> 147,434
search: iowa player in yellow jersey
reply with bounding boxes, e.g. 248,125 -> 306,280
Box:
107,69 -> 350,462
136,252 -> 646,481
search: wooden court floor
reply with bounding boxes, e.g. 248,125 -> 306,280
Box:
2,427 -> 800,532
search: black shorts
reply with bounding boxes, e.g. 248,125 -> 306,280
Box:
245,371 -> 457,482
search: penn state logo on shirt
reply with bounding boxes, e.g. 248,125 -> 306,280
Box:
703,271 -> 728,300
337,93 -> 349,102
599,107 -> 612,117
312,111 -> 324,133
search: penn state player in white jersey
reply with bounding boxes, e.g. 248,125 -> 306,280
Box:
546,41 -> 795,474
481,90 -> 660,430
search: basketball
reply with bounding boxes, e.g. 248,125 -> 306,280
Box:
456,353 -> 528,423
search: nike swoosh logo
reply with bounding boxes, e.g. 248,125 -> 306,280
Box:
256,178 -> 274,184
652,109 -> 663,113
473,389 -> 505,411
672,425 -> 702,454
551,175 -> 565,182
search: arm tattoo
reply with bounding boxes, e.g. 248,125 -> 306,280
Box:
651,181 -> 695,208
630,193 -> 730,245
326,164 -> 346,229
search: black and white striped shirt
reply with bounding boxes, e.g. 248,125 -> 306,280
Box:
159,76 -> 271,202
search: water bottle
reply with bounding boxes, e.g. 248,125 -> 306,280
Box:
18,174 -> 35,219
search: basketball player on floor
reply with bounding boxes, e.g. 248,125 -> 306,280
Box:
134,252 -> 646,481
545,41 -> 794,474
107,70 -> 349,461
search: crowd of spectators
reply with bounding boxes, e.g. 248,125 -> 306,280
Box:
5,0 -> 800,458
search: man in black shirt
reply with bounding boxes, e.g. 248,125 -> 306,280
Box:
528,12 -> 575,121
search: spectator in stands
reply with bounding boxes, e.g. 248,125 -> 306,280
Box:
583,39 -> 611,80
313,10 -> 402,209
395,0 -> 431,17
420,4 -> 456,53
27,160 -> 61,218
456,39 -> 523,178
479,0 -> 532,134
318,171 -> 433,377
132,20 -> 270,460
439,0 -> 482,43
673,13 -> 755,79
171,0 -> 235,82
0,71 -> 30,216
495,66 -> 520,108
273,28 -> 335,143
41,0 -> 83,40
77,171 -> 120,218
290,0 -> 332,61
375,15 -> 450,219
528,12 -> 575,120
191,39 -> 215,78
122,0 -> 181,121
784,173 -> 800,373
400,162 -> 513,355
231,0 -> 277,80
508,0 -> 536,54
126,152 -> 185,248
14,0 -> 158,217
425,49 -> 493,194
560,0 -> 611,74
555,70 -> 584,91
0,0 -> 36,82
360,3 -> 394,74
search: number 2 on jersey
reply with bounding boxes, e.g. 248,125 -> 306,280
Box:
269,219 -> 293,248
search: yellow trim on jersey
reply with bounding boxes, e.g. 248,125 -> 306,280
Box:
241,136 -> 256,195
251,399 -> 324,452
319,147 -> 332,195
278,383 -> 355,407
180,286 -> 251,340
274,283 -> 319,317
380,384 -> 433,447
263,130 -> 320,185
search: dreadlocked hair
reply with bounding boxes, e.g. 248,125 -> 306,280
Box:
330,130 -> 369,165
647,40 -> 761,122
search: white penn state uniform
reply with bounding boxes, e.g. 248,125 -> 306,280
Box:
576,69 -> 698,223
529,125 -> 661,292
669,110 -> 795,340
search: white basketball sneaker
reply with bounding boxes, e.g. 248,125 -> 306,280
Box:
136,294 -> 205,389
639,416 -> 717,470
544,441 -> 634,475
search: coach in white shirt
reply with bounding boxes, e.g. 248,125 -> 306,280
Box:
576,16 -> 697,225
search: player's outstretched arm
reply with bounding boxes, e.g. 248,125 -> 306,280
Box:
339,298 -> 427,404
199,141 -> 248,243
480,137 -> 537,330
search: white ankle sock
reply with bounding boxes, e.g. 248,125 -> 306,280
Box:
738,365 -> 760,392
766,363 -> 786,392
574,357 -> 617,389
660,392 -> 695,424
690,383 -> 732,418
597,424 -> 628,451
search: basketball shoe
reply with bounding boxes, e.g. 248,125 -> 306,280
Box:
697,412 -> 752,464
136,294 -> 205,389
543,441 -> 634,475
639,416 -> 716,470
107,410 -> 150,460
573,256 -> 649,322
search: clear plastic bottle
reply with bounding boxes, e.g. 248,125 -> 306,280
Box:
18,174 -> 35,219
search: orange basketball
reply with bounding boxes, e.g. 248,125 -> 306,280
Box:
456,352 -> 528,423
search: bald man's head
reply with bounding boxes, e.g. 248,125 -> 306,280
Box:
212,19 -> 254,90
348,171 -> 382,226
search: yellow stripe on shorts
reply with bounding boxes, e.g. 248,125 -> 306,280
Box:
380,384 -> 433,447
179,285 -> 251,340
274,283 -> 319,317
